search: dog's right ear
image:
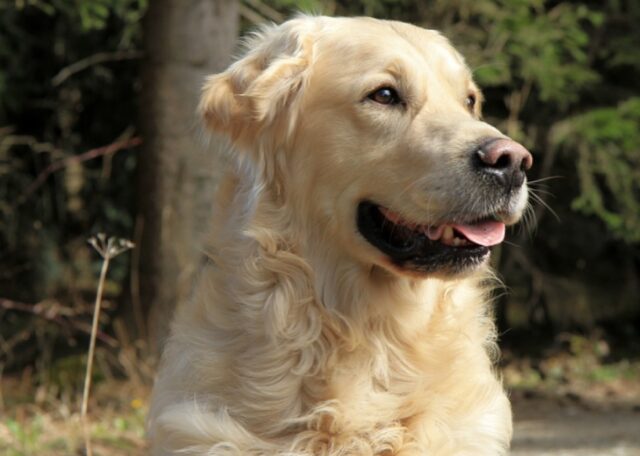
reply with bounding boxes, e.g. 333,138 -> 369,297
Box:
199,17 -> 317,148
198,63 -> 259,144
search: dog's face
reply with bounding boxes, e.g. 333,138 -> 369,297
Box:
201,16 -> 532,277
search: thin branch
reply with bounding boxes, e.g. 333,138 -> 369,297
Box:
243,0 -> 284,23
0,298 -> 117,347
16,136 -> 142,206
81,254 -> 110,418
240,4 -> 268,25
52,50 -> 143,87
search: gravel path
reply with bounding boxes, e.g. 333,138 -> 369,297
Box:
511,397 -> 640,455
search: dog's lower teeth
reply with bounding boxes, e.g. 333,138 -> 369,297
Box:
441,236 -> 471,247
442,226 -> 454,242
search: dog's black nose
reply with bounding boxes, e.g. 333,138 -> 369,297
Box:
475,138 -> 533,189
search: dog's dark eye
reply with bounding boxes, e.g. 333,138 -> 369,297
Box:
368,87 -> 401,105
465,94 -> 476,110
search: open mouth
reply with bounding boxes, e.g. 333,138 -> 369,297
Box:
356,201 -> 506,274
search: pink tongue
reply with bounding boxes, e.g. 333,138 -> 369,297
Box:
452,221 -> 506,247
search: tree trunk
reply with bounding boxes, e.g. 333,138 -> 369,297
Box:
137,0 -> 238,354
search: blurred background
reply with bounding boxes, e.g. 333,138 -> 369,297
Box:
0,0 -> 638,454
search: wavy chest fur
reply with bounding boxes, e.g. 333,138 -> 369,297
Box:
148,171 -> 512,455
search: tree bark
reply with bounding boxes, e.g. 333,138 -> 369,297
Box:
137,0 -> 238,354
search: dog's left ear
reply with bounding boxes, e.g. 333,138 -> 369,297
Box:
199,17 -> 317,148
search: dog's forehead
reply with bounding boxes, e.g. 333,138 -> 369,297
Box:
316,17 -> 470,80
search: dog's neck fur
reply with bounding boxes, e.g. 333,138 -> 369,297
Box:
207,161 -> 498,380
213,163 -> 447,333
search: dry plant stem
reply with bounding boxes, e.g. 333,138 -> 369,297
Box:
82,254 -> 110,418
81,255 -> 111,456
80,235 -> 133,456
83,418 -> 94,456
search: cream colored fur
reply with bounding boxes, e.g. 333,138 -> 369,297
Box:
148,15 -> 523,455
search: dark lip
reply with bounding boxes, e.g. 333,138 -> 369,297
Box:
356,201 -> 491,275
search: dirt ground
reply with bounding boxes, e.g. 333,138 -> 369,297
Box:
512,396 -> 640,455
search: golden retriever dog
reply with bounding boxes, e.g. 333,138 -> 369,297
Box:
148,15 -> 532,456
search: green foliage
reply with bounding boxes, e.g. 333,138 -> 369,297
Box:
552,98 -> 640,242
8,0 -> 147,35
269,0 -> 326,14
465,0 -> 602,108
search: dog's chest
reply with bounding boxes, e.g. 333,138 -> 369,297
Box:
315,343 -> 427,429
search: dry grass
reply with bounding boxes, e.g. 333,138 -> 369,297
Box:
0,377 -> 148,456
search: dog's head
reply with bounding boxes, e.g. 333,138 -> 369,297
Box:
200,16 -> 532,277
